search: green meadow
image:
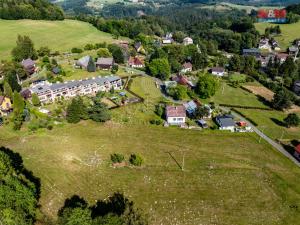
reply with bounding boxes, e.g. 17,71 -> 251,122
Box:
0,19 -> 124,60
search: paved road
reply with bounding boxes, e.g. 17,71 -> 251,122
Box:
221,107 -> 300,168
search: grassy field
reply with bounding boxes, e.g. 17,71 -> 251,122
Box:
255,21 -> 300,49
236,108 -> 300,141
208,81 -> 268,108
0,19 -> 125,60
1,122 -> 300,224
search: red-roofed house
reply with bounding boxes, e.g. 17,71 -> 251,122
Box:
166,105 -> 186,125
128,56 -> 144,68
171,74 -> 195,88
181,62 -> 192,73
294,144 -> 300,160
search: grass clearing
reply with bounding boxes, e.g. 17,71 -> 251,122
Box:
208,81 -> 268,108
0,19 -> 128,60
255,21 -> 300,49
1,122 -> 300,224
236,108 -> 300,141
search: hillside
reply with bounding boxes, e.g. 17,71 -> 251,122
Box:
255,21 -> 300,49
0,0 -> 64,20
0,19 -> 125,60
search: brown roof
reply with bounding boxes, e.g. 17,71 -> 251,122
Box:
166,105 -> 186,117
183,62 -> 192,69
128,57 -> 144,66
21,58 -> 35,68
276,53 -> 289,59
0,96 -> 5,105
96,57 -> 114,65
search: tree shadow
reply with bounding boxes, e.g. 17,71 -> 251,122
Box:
281,143 -> 296,155
0,146 -> 41,198
291,140 -> 300,147
270,118 -> 286,127
58,195 -> 88,216
257,96 -> 272,108
91,192 -> 131,218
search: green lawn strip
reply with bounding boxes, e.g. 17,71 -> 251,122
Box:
1,122 -> 300,224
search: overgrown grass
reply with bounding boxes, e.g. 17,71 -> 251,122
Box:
1,122 -> 300,224
0,19 -> 127,60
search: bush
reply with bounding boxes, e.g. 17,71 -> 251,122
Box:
110,153 -> 125,164
129,154 -> 143,167
149,118 -> 162,125
71,47 -> 83,54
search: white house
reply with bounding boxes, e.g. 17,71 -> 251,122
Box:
211,67 -> 225,77
166,105 -> 186,125
183,37 -> 193,46
30,75 -> 122,103
181,62 -> 192,73
216,115 -> 236,132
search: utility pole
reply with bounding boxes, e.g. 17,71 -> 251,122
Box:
181,151 -> 186,171
258,126 -> 265,143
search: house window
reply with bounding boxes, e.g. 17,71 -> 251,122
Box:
178,118 -> 183,121
173,118 -> 177,121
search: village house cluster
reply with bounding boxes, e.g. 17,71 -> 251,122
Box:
28,75 -> 122,103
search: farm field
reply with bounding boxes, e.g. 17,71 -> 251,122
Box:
1,122 -> 300,224
255,21 -> 300,49
208,81 -> 268,108
0,19 -> 126,60
236,108 -> 300,141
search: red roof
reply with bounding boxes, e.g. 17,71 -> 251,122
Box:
183,62 -> 192,69
166,105 -> 186,117
128,57 -> 144,66
295,144 -> 300,154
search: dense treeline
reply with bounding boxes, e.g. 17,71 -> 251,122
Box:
0,147 -> 40,225
0,0 -> 64,20
76,6 -> 259,54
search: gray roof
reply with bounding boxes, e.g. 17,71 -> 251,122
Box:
216,115 -> 235,127
30,75 -> 121,95
76,55 -> 92,68
22,58 -> 35,68
289,46 -> 298,52
96,58 -> 114,65
243,48 -> 260,54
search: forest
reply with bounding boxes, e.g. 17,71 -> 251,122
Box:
0,0 -> 64,20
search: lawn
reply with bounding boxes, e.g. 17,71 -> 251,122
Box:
208,81 -> 268,108
236,108 -> 300,141
1,122 -> 300,224
0,19 -> 127,60
255,21 -> 300,49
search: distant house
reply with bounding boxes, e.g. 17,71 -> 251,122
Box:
0,96 -> 12,116
210,67 -> 225,77
166,105 -> 186,125
171,74 -> 195,88
271,40 -> 280,51
294,144 -> 300,160
134,42 -> 144,53
183,37 -> 193,46
128,56 -> 144,68
21,58 -> 36,75
242,48 -> 261,57
96,58 -> 114,70
197,119 -> 208,128
162,38 -> 173,45
258,38 -> 271,50
76,56 -> 96,72
276,53 -> 289,64
288,46 -> 298,56
52,67 -> 61,75
181,62 -> 192,73
183,100 -> 199,116
216,115 -> 235,132
294,80 -> 300,96
21,89 -> 32,100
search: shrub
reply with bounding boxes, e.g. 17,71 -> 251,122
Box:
71,47 -> 83,54
110,153 -> 125,164
129,154 -> 143,166
149,118 -> 162,125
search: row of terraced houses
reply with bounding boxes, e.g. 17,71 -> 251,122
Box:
29,75 -> 122,103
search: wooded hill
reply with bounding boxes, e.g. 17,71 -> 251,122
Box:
0,0 -> 64,20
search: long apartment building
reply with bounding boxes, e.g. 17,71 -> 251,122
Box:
30,75 -> 122,103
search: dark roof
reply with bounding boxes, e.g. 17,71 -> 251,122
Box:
21,89 -> 32,99
166,105 -> 186,117
52,67 -> 61,74
211,67 -> 225,73
21,58 -> 35,68
216,115 -> 235,127
134,42 -> 142,50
